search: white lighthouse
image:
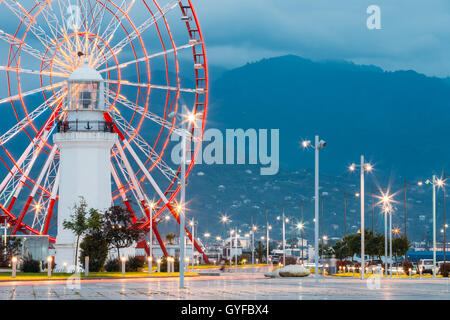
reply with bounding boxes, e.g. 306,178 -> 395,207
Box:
53,59 -> 117,270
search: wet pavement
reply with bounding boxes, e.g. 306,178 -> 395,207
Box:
0,273 -> 448,300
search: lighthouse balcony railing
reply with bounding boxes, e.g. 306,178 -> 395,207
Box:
56,120 -> 114,133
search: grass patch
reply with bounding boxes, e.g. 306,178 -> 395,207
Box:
0,271 -> 199,281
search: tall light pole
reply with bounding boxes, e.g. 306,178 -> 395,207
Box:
147,201 -> 156,273
229,229 -> 234,270
300,200 -> 304,263
169,108 -> 197,289
302,136 -> 327,282
349,157 -> 373,280
189,219 -> 195,271
379,191 -> 394,279
425,175 -> 444,278
251,223 -> 257,272
296,222 -> 304,264
384,205 -> 389,278
234,228 -> 238,272
389,205 -> 393,278
276,212 -> 289,266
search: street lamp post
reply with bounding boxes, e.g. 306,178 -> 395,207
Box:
190,219 -> 195,272
234,228 -> 238,272
349,156 -> 373,280
282,209 -> 286,266
229,229 -> 233,271
389,206 -> 393,278
169,107 -> 198,289
251,223 -> 257,272
425,175 -> 444,278
300,200 -> 304,264
384,205 -> 389,278
302,136 -> 327,282
148,201 -> 156,274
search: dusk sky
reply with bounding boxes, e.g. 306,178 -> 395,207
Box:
0,1 -> 449,76
193,0 -> 450,77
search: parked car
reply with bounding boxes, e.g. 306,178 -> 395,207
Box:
418,259 -> 437,274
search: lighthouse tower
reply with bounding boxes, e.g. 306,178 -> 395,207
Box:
53,59 -> 117,269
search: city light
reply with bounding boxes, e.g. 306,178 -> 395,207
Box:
301,140 -> 311,148
296,222 -> 304,230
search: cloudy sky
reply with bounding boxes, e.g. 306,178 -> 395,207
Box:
0,0 -> 450,77
193,0 -> 450,77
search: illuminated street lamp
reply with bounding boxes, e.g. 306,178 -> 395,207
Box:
425,175 -> 444,278
349,156 -> 373,280
168,107 -> 198,289
302,136 -> 327,282
47,256 -> 53,278
276,213 -> 290,266
377,190 -> 396,278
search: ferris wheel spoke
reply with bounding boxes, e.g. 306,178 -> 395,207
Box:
0,66 -> 69,78
33,0 -> 65,41
41,165 -> 59,235
111,111 -> 177,181
96,0 -> 180,68
2,1 -> 67,65
105,79 -> 196,93
112,157 -> 149,221
107,91 -> 199,142
89,0 -> 136,67
0,90 -> 65,146
0,81 -> 66,105
0,29 -> 72,74
11,145 -> 57,234
98,41 -> 199,74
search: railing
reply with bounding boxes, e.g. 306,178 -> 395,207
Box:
56,120 -> 114,133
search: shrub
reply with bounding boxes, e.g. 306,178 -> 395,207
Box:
284,257 -> 297,266
439,263 -> 450,277
21,254 -> 41,273
336,260 -> 353,268
79,231 -> 109,272
104,259 -> 120,272
127,256 -> 144,272
402,260 -> 414,275
159,256 -> 179,272
236,253 -> 251,265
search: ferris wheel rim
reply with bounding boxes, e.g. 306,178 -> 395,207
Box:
0,0 -> 208,240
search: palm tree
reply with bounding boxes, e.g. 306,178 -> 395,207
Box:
165,233 -> 176,245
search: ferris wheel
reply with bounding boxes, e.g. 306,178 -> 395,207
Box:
0,0 -> 209,262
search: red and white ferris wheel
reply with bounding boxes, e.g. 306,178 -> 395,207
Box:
0,0 -> 209,262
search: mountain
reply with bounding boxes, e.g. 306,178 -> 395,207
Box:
208,55 -> 450,180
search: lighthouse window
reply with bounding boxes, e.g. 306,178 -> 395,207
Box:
68,82 -> 99,110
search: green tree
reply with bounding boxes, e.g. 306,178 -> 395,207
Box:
103,205 -> 145,262
254,241 -> 266,261
79,208 -> 108,272
0,237 -> 21,267
393,236 -> 410,263
62,198 -> 90,266
165,233 -> 176,245
332,240 -> 349,260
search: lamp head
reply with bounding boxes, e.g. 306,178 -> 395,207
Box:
317,140 -> 327,150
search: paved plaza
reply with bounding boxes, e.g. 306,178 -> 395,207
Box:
0,272 -> 449,300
